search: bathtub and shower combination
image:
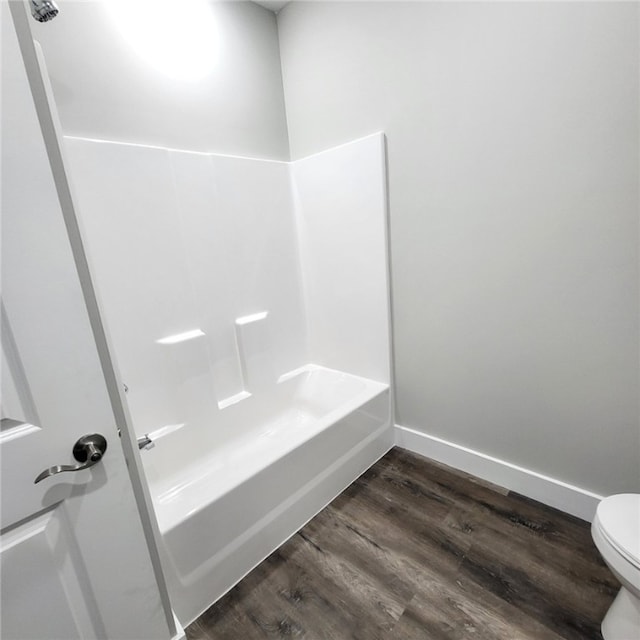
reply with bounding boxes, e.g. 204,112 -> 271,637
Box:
66,132 -> 394,624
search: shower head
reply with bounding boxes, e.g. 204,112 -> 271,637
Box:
30,0 -> 59,22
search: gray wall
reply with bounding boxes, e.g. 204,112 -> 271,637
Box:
32,0 -> 289,159
278,1 -> 640,495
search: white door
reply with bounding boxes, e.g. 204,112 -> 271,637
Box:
1,4 -> 175,639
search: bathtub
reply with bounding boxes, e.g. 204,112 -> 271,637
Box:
141,365 -> 392,625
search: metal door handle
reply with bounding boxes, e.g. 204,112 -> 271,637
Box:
34,434 -> 107,484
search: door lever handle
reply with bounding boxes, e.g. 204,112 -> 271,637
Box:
34,434 -> 107,484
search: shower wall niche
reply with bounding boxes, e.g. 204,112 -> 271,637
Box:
65,132 -> 392,624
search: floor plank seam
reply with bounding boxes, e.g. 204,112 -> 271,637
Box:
186,447 -> 617,640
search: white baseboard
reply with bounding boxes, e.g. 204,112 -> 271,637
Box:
394,424 -> 602,522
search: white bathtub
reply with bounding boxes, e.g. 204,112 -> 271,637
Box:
141,365 -> 392,625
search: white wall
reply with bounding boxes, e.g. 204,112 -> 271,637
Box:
278,1 -> 640,496
32,0 -> 289,159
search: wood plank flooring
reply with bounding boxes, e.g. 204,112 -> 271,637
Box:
186,447 -> 618,640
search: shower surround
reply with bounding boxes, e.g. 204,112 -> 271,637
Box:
64,133 -> 393,624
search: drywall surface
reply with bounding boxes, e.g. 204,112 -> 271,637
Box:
31,1 -> 289,159
278,1 -> 640,495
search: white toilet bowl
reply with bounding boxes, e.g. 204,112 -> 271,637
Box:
591,494 -> 640,640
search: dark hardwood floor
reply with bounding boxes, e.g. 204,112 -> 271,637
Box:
186,447 -> 618,640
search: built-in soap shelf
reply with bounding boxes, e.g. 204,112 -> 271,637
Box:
153,311 -> 282,411
155,328 -> 206,345
217,311 -> 270,410
217,391 -> 251,410
277,364 -> 314,384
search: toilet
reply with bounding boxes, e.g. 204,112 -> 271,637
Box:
591,494 -> 640,639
